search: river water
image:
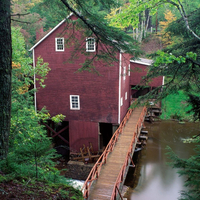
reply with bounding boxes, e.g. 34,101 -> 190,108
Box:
124,120 -> 199,200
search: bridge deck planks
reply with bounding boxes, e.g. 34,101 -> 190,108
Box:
88,107 -> 144,200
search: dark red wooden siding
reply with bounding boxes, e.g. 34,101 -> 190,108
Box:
120,53 -> 131,121
69,120 -> 99,151
33,17 -> 123,151
130,62 -> 163,87
34,20 -> 120,124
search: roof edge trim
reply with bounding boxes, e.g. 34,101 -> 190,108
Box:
130,59 -> 152,66
29,13 -> 73,51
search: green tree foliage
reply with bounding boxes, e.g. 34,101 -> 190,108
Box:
187,94 -> 200,121
30,0 -> 69,30
107,0 -> 200,41
0,27 -> 80,199
144,8 -> 200,102
11,0 -> 47,47
0,27 -> 64,182
166,144 -> 200,200
106,0 -> 164,29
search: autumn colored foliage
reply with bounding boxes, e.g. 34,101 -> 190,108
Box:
159,10 -> 177,47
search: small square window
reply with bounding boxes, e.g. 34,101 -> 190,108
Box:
70,95 -> 80,110
56,38 -> 64,51
86,38 -> 95,52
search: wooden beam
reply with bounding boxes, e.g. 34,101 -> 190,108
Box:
57,134 -> 69,145
52,125 -> 69,138
41,121 -> 69,145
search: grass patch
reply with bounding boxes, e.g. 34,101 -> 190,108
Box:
161,91 -> 193,121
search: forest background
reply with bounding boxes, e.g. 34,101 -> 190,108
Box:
0,0 -> 200,199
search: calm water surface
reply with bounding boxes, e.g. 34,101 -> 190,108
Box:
124,120 -> 200,200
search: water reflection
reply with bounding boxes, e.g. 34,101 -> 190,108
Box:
124,121 -> 199,200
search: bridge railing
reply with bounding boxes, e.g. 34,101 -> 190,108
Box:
110,106 -> 147,200
82,107 -> 135,199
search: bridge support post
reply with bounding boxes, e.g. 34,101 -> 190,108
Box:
116,186 -> 123,200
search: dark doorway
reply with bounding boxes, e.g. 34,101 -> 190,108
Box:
131,85 -> 151,98
54,121 -> 69,160
99,123 -> 113,149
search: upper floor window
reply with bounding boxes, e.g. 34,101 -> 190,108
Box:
70,95 -> 80,110
86,38 -> 95,52
128,64 -> 130,76
121,97 -> 123,106
55,38 -> 64,51
125,92 -> 127,100
123,66 -> 126,80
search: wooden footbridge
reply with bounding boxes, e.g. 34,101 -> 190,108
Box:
82,106 -> 147,200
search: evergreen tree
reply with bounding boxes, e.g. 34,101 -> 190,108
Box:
0,26 -> 65,182
166,143 -> 200,200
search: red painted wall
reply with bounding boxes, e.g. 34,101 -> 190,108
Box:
120,53 -> 131,121
34,20 -> 120,125
33,17 -> 124,151
130,62 -> 163,87
69,120 -> 99,151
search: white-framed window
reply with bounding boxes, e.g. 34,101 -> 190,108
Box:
86,38 -> 95,52
128,64 -> 130,76
55,38 -> 64,51
125,92 -> 127,100
121,97 -> 123,106
70,95 -> 80,110
123,66 -> 126,80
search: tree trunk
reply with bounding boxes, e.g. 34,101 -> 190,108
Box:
139,20 -> 144,42
0,0 -> 12,159
136,27 -> 138,41
133,28 -> 135,40
145,14 -> 150,35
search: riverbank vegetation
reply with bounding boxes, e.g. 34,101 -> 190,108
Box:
160,91 -> 193,121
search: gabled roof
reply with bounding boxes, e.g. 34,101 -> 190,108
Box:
130,58 -> 153,66
29,13 -> 73,51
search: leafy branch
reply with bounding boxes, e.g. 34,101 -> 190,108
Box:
165,0 -> 200,40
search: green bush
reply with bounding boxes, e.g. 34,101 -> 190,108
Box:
161,90 -> 193,121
